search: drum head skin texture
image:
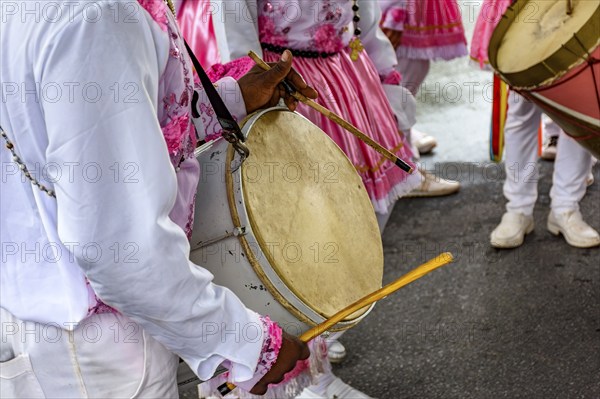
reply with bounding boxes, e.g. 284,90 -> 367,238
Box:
240,110 -> 384,320
496,0 -> 599,73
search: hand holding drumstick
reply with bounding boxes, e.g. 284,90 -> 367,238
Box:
219,252 -> 454,396
248,51 -> 414,175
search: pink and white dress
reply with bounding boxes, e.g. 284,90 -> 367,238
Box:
469,0 -> 513,69
380,0 -> 468,61
209,0 -> 421,214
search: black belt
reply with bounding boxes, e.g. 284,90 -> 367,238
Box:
261,42 -> 338,59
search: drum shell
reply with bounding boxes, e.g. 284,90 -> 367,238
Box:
189,108 -> 377,335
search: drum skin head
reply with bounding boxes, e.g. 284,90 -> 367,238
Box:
496,0 -> 599,74
489,0 -> 600,89
240,110 -> 384,320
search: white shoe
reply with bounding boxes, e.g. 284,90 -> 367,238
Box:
490,212 -> 535,249
541,135 -> 558,161
326,339 -> 346,364
411,129 -> 437,155
405,170 -> 460,198
547,210 -> 600,248
326,378 -> 372,399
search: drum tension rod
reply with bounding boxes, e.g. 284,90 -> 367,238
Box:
195,227 -> 247,249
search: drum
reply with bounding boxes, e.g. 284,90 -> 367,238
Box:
189,107 -> 384,334
488,0 -> 600,158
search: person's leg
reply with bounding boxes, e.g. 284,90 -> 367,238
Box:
547,130 -> 600,247
541,114 -> 560,161
396,59 -> 438,154
491,92 -> 541,248
0,309 -> 179,399
397,58 -> 431,97
503,92 -> 541,215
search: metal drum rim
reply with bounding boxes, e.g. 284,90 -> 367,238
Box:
225,107 -> 378,332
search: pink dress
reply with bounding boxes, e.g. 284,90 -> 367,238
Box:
177,0 -> 221,69
469,0 -> 513,69
209,0 -> 421,214
381,0 -> 468,60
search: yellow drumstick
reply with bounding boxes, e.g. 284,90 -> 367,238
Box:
218,252 -> 454,396
248,51 -> 414,175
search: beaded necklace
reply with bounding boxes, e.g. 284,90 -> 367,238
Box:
349,0 -> 365,61
1,125 -> 56,197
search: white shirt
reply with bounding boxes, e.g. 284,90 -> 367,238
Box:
1,0 -> 262,383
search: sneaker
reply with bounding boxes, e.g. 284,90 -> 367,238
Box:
547,210 -> 600,248
490,212 -> 535,249
541,135 -> 558,161
326,339 -> 346,364
405,170 -> 460,198
411,129 -> 437,155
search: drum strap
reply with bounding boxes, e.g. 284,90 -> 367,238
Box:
164,0 -> 249,159
184,39 -> 246,149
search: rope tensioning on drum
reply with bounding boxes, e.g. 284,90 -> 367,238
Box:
247,51 -> 415,175
217,252 -> 455,397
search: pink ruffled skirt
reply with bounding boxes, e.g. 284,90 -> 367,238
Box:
469,0 -> 513,69
399,0 -> 468,60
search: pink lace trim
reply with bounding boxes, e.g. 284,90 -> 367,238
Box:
86,279 -> 117,316
218,315 -> 283,392
256,316 -> 283,377
207,56 -> 256,83
383,70 -> 403,85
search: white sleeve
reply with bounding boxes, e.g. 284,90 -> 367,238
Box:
39,2 -> 262,383
213,0 -> 262,62
359,0 -> 399,78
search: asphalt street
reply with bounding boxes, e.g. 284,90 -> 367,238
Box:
332,161 -> 600,399
182,161 -> 599,399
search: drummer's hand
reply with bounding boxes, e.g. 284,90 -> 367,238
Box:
238,50 -> 318,114
249,332 -> 310,395
382,27 -> 403,49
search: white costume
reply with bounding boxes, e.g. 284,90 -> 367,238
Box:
1,1 -> 269,396
504,93 -> 592,216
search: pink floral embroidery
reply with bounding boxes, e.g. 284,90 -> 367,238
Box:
137,0 -> 169,31
259,15 -> 288,47
313,24 -> 344,53
162,113 -> 191,154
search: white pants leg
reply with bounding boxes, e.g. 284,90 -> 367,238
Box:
542,114 -> 561,139
503,92 -> 542,216
0,308 -> 179,399
396,58 -> 431,96
551,130 -> 593,214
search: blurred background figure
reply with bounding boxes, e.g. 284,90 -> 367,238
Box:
379,0 -> 468,156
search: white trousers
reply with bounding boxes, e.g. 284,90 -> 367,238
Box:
503,92 -> 592,215
0,308 -> 179,398
397,58 -> 431,96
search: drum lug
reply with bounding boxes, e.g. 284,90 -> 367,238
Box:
233,227 -> 246,237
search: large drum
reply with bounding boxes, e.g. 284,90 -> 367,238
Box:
189,108 -> 384,334
489,0 -> 600,157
